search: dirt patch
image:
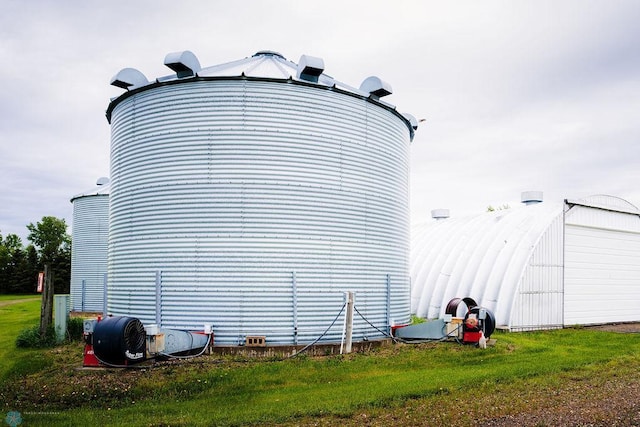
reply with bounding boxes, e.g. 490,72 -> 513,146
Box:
586,322 -> 640,333
69,311 -> 103,318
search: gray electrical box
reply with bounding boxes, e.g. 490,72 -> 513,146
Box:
83,318 -> 97,334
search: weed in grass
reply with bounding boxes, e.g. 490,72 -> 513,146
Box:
410,314 -> 426,324
6,353 -> 52,379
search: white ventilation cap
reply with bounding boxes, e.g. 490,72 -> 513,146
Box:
359,76 -> 392,98
431,209 -> 450,220
96,177 -> 110,186
164,50 -> 201,78
296,54 -> 324,83
521,191 -> 543,205
110,68 -> 149,90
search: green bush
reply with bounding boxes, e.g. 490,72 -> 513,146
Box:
15,325 -> 56,348
15,318 -> 85,348
66,317 -> 84,341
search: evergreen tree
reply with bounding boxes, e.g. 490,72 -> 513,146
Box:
0,232 -> 8,293
7,247 -> 25,293
23,245 -> 41,293
0,233 -> 30,294
52,242 -> 71,294
13,245 -> 41,294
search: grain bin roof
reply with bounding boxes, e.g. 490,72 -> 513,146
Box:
70,178 -> 110,202
106,50 -> 417,139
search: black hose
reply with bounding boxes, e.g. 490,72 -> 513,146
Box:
288,302 -> 347,358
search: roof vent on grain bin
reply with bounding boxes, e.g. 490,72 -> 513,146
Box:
164,50 -> 201,78
104,49 -> 419,358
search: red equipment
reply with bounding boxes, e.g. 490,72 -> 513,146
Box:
83,343 -> 101,367
462,313 -> 483,344
83,317 -> 101,367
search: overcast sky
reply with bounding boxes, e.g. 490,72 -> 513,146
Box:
1,0 -> 639,242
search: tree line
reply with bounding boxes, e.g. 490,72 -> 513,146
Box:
0,216 -> 70,294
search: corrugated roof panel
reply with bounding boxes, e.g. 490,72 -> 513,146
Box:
107,51 -> 414,140
411,203 -> 563,327
70,181 -> 110,202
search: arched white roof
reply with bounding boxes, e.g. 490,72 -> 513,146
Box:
566,194 -> 639,215
411,202 -> 563,327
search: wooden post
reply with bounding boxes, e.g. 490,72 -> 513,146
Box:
39,264 -> 54,338
341,291 -> 354,354
345,292 -> 354,354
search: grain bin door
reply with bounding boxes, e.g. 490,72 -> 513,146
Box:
564,203 -> 640,326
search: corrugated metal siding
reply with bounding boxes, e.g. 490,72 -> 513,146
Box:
564,203 -> 640,325
566,205 -> 640,233
509,212 -> 564,331
410,203 -> 564,329
70,195 -> 109,312
108,79 -> 410,344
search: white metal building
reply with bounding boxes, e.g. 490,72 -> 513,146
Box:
106,50 -> 417,345
410,193 -> 640,331
70,178 -> 109,312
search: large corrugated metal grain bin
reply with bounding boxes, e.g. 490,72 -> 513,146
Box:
70,178 -> 109,312
106,51 -> 417,345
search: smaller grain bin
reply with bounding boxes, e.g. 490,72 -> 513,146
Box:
70,178 -> 109,313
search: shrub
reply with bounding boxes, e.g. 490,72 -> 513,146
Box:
16,325 -> 56,348
15,318 -> 85,348
66,317 -> 84,341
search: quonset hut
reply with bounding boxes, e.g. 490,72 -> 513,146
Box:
70,178 -> 110,313
106,50 -> 417,345
411,193 -> 640,331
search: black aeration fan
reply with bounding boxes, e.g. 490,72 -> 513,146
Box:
92,316 -> 146,366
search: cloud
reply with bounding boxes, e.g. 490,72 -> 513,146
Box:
1,0 -> 639,240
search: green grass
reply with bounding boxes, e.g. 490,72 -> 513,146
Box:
43,331 -> 640,426
0,295 -> 48,380
0,294 -> 39,302
1,299 -> 639,426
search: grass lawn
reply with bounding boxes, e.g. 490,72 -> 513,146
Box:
1,297 -> 639,426
0,295 -> 46,380
0,294 -> 39,303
